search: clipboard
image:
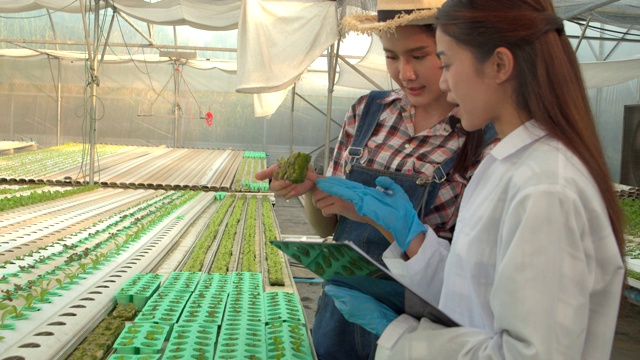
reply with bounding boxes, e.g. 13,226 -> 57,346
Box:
270,239 -> 459,327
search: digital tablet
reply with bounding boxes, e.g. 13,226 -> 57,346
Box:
270,239 -> 459,327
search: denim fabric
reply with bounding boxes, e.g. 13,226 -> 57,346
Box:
312,164 -> 433,360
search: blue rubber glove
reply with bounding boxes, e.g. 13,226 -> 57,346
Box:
324,285 -> 398,337
316,176 -> 426,252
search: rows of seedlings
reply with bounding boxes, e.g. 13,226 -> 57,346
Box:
66,271 -> 313,360
0,184 -> 46,198
262,197 -> 284,287
241,197 -> 259,273
1,146 -> 271,193
181,195 -> 236,273
0,143 -> 125,182
54,191 -> 304,359
0,186 -> 310,359
0,188 -> 215,358
177,194 -> 287,290
211,195 -> 248,274
0,187 -> 163,259
0,184 -> 99,213
0,189 -> 199,330
231,152 -> 269,193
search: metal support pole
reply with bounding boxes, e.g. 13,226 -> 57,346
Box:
57,60 -> 61,146
574,14 -> 592,53
290,83 -> 296,155
324,41 -> 340,173
79,0 -> 99,185
88,0 -> 101,185
560,0 -> 622,20
174,62 -> 180,148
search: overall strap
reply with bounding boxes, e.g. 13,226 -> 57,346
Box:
421,150 -> 458,216
346,90 -> 389,166
421,122 -> 497,214
431,122 -> 497,184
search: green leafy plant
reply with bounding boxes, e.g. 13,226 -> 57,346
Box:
0,303 -> 12,328
1,289 -> 15,302
0,184 -> 45,195
113,240 -> 123,253
262,197 -> 284,285
90,254 -> 103,269
620,198 -> 640,238
241,197 -> 258,272
5,304 -> 24,320
35,280 -> 52,302
18,293 -> 37,311
63,269 -> 77,283
627,241 -> 640,260
0,185 -> 99,212
183,196 -> 234,272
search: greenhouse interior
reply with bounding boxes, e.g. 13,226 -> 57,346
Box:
0,0 -> 640,359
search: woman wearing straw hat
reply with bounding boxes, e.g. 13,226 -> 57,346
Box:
257,0 -> 496,358
316,0 -> 626,358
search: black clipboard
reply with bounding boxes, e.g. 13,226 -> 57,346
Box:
270,239 -> 459,327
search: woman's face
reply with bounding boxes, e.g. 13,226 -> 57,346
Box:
435,28 -> 499,132
381,25 -> 448,109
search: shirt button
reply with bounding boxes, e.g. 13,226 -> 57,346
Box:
404,144 -> 410,148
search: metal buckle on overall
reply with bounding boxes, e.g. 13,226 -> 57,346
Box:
432,164 -> 447,183
345,147 -> 364,173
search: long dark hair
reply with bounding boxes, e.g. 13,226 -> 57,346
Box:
436,0 -> 625,258
420,24 -> 488,178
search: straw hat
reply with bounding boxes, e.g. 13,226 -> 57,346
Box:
341,0 -> 446,35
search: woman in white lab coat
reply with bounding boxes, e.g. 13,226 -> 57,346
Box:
315,0 -> 626,359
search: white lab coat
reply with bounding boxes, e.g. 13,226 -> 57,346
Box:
378,120 -> 625,359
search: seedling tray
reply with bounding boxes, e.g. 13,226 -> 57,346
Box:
113,322 -> 170,355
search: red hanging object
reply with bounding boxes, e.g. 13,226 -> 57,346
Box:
205,111 -> 214,126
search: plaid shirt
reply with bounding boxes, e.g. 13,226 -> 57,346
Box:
327,89 -> 494,240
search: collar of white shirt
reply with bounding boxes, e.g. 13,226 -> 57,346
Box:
491,120 -> 547,160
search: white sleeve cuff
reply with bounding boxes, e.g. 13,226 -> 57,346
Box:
383,227 -> 449,305
377,314 -> 419,351
405,226 -> 447,273
383,227 -> 446,279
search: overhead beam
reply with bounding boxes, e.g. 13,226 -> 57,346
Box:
560,0 -> 622,20
337,54 -> 385,90
565,35 -> 640,43
103,0 -> 156,47
98,11 -> 117,67
159,50 -> 197,60
0,38 -> 239,52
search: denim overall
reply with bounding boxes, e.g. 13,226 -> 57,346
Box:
312,91 -> 475,360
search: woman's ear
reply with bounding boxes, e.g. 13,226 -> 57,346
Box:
491,47 -> 514,84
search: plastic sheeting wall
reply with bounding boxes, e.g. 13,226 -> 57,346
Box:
1,50 -> 638,179
0,56 -> 357,165
590,80 -> 640,183
569,21 -> 640,183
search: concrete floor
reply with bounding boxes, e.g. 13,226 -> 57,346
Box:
272,195 -> 640,360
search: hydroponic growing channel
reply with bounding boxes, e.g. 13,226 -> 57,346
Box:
0,175 -> 310,359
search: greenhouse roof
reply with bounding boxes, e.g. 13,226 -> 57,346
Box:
0,0 -> 639,116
